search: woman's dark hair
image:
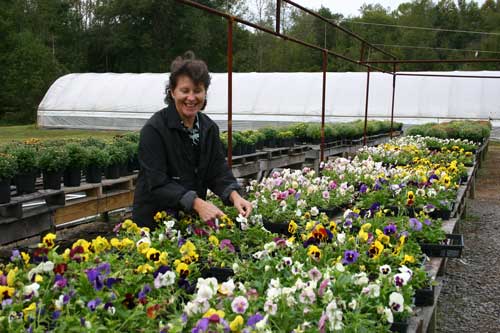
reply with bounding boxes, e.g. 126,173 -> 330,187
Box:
164,51 -> 211,108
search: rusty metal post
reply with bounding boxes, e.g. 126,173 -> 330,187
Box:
359,42 -> 366,63
390,63 -> 397,138
227,17 -> 233,167
276,0 -> 281,34
321,50 -> 327,162
363,67 -> 371,146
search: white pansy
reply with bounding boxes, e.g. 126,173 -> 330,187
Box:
389,292 -> 404,313
219,279 -> 236,296
23,283 -> 40,298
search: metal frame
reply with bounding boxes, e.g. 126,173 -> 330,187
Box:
176,0 -> 500,166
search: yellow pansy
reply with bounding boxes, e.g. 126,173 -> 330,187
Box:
146,248 -> 161,262
92,236 -> 111,254
376,229 -> 390,245
41,233 -> 56,249
203,308 -> 225,319
62,248 -> 70,262
175,262 -> 190,278
7,267 -> 17,287
220,215 -> 234,228
209,235 -> 220,246
135,264 -> 154,274
72,239 -> 91,252
23,302 -> 37,321
158,252 -> 168,266
367,241 -> 384,260
137,241 -> 151,255
0,286 -> 15,300
230,315 -> 244,332
21,252 -> 30,265
288,220 -> 298,234
401,255 -> 415,265
307,245 -> 322,261
121,238 -> 135,249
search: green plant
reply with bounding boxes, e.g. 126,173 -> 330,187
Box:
64,142 -> 88,169
84,146 -> 110,167
7,144 -> 37,173
258,127 -> 277,140
305,123 -> 321,140
276,129 -> 294,139
105,143 -> 128,165
80,137 -> 107,149
0,153 -> 18,180
38,146 -> 69,172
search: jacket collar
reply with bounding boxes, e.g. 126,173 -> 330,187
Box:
165,103 -> 184,130
165,103 -> 213,132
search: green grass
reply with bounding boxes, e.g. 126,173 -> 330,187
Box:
0,124 -> 130,144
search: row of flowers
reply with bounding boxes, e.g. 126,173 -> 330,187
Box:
0,134 -> 478,331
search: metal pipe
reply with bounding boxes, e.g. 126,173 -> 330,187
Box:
362,58 -> 500,64
390,63 -> 397,139
321,51 -> 327,162
359,43 -> 366,63
227,17 -> 233,167
175,0 -> 392,74
396,73 -> 500,79
363,67 -> 371,146
283,0 -> 396,60
276,0 -> 281,34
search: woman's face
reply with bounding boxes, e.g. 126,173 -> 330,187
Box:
171,75 -> 206,122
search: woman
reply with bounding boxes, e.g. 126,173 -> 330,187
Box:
133,52 -> 252,228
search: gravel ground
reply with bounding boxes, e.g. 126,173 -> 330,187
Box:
437,142 -> 500,333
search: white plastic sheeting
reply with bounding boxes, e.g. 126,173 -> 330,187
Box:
37,71 -> 500,130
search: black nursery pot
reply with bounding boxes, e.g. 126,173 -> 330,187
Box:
64,167 -> 81,187
15,171 -> 37,194
0,179 -> 11,204
263,221 -> 292,237
200,267 -> 234,282
105,164 -> 121,179
85,165 -> 102,183
119,163 -> 130,177
43,170 -> 63,190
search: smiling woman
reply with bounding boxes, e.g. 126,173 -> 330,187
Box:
133,52 -> 252,228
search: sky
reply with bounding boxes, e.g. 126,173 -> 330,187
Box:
290,0 -> 488,17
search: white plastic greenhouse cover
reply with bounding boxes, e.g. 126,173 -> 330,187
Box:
37,71 -> 500,131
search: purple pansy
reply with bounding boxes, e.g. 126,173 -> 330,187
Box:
342,250 -> 360,265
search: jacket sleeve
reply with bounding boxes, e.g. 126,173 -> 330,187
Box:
138,124 -> 195,211
206,126 -> 241,206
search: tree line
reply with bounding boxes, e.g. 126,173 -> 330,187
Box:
1,0 -> 499,124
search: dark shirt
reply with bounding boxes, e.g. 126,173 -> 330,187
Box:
132,103 -> 240,228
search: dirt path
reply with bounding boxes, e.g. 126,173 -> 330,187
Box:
437,142 -> 500,333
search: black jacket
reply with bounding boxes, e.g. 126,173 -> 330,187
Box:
132,104 -> 239,228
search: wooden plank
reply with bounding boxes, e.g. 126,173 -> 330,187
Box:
0,206 -> 54,245
54,198 -> 99,225
99,191 -> 133,213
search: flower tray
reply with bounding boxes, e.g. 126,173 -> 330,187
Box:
200,267 -> 234,282
390,320 -> 408,333
263,221 -> 291,236
319,206 -> 342,218
414,285 -> 435,306
419,234 -> 464,258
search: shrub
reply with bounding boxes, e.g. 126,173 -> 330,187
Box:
38,146 -> 69,172
65,143 -> 88,169
0,153 -> 18,181
6,144 -> 37,174
84,146 -> 110,168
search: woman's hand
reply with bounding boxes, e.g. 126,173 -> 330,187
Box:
230,191 -> 253,218
193,198 -> 224,222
